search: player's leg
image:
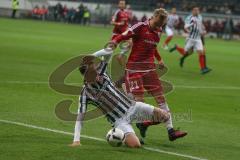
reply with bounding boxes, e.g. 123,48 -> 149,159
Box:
125,71 -> 144,102
124,71 -> 145,143
196,40 -> 211,74
163,26 -> 174,50
133,101 -> 170,123
142,71 -> 187,141
176,39 -> 195,67
115,121 -> 141,148
124,133 -> 141,148
142,71 -> 172,129
169,44 -> 185,55
134,71 -> 165,140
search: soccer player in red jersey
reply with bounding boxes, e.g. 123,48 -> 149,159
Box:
110,0 -> 131,66
108,8 -> 187,143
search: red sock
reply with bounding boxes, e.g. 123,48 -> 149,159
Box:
203,50 -> 207,67
143,120 -> 160,127
164,36 -> 173,46
176,45 -> 185,56
199,54 -> 206,69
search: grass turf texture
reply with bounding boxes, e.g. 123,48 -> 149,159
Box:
0,18 -> 240,160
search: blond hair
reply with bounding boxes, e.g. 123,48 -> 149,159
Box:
153,8 -> 168,17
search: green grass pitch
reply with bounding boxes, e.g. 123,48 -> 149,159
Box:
0,18 -> 240,160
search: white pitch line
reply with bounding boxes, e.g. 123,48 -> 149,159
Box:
174,85 -> 240,90
0,119 -> 207,160
1,80 -> 240,90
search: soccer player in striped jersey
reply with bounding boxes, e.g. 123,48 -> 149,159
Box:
162,7 -> 179,50
110,8 -> 187,143
169,6 -> 211,74
69,50 -> 170,148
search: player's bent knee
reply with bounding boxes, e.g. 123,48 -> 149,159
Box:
134,95 -> 144,102
153,108 -> 170,123
124,133 -> 141,148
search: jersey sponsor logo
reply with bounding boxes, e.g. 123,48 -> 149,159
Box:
144,39 -> 158,45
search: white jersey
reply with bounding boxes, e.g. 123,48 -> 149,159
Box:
167,14 -> 179,28
185,15 -> 203,40
198,14 -> 206,34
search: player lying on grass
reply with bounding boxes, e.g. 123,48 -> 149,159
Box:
169,6 -> 211,74
108,8 -> 187,144
69,51 -> 170,148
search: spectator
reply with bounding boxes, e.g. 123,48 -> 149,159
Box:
213,20 -> 222,38
67,7 -> 76,23
131,15 -> 138,25
53,3 -> 63,21
39,5 -> 48,21
11,0 -> 19,18
235,22 -> 240,36
75,4 -> 85,24
32,5 -> 39,18
32,5 -> 48,21
63,5 -> 68,22
223,16 -> 234,40
141,14 -> 147,22
83,7 -> 90,25
126,5 -> 133,21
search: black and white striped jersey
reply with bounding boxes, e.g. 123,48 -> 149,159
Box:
167,14 -> 179,28
78,61 -> 135,124
185,15 -> 202,40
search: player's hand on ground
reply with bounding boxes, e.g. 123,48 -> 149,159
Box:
69,141 -> 81,147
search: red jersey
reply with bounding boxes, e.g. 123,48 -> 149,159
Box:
112,9 -> 129,35
112,20 -> 162,71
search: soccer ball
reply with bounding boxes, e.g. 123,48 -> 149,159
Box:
106,128 -> 125,147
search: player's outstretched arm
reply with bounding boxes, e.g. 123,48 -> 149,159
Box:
111,29 -> 134,45
92,49 -> 113,59
92,48 -> 113,63
69,113 -> 85,147
69,90 -> 88,147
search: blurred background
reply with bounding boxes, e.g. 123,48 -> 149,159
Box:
0,0 -> 239,40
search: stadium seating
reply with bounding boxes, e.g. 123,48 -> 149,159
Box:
59,0 -> 240,15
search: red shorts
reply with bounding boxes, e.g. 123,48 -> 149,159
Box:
125,70 -> 164,97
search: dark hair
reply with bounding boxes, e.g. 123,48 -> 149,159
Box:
79,55 -> 95,75
192,6 -> 199,10
79,65 -> 87,75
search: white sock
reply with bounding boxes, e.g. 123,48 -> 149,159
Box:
160,103 -> 173,130
73,120 -> 82,142
92,49 -> 113,57
120,48 -> 128,55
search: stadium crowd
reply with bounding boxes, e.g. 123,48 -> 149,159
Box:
65,0 -> 240,15
28,3 -> 240,39
31,3 -> 91,25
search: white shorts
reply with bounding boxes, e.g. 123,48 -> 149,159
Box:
114,102 -> 154,135
184,38 -> 203,52
165,26 -> 174,37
